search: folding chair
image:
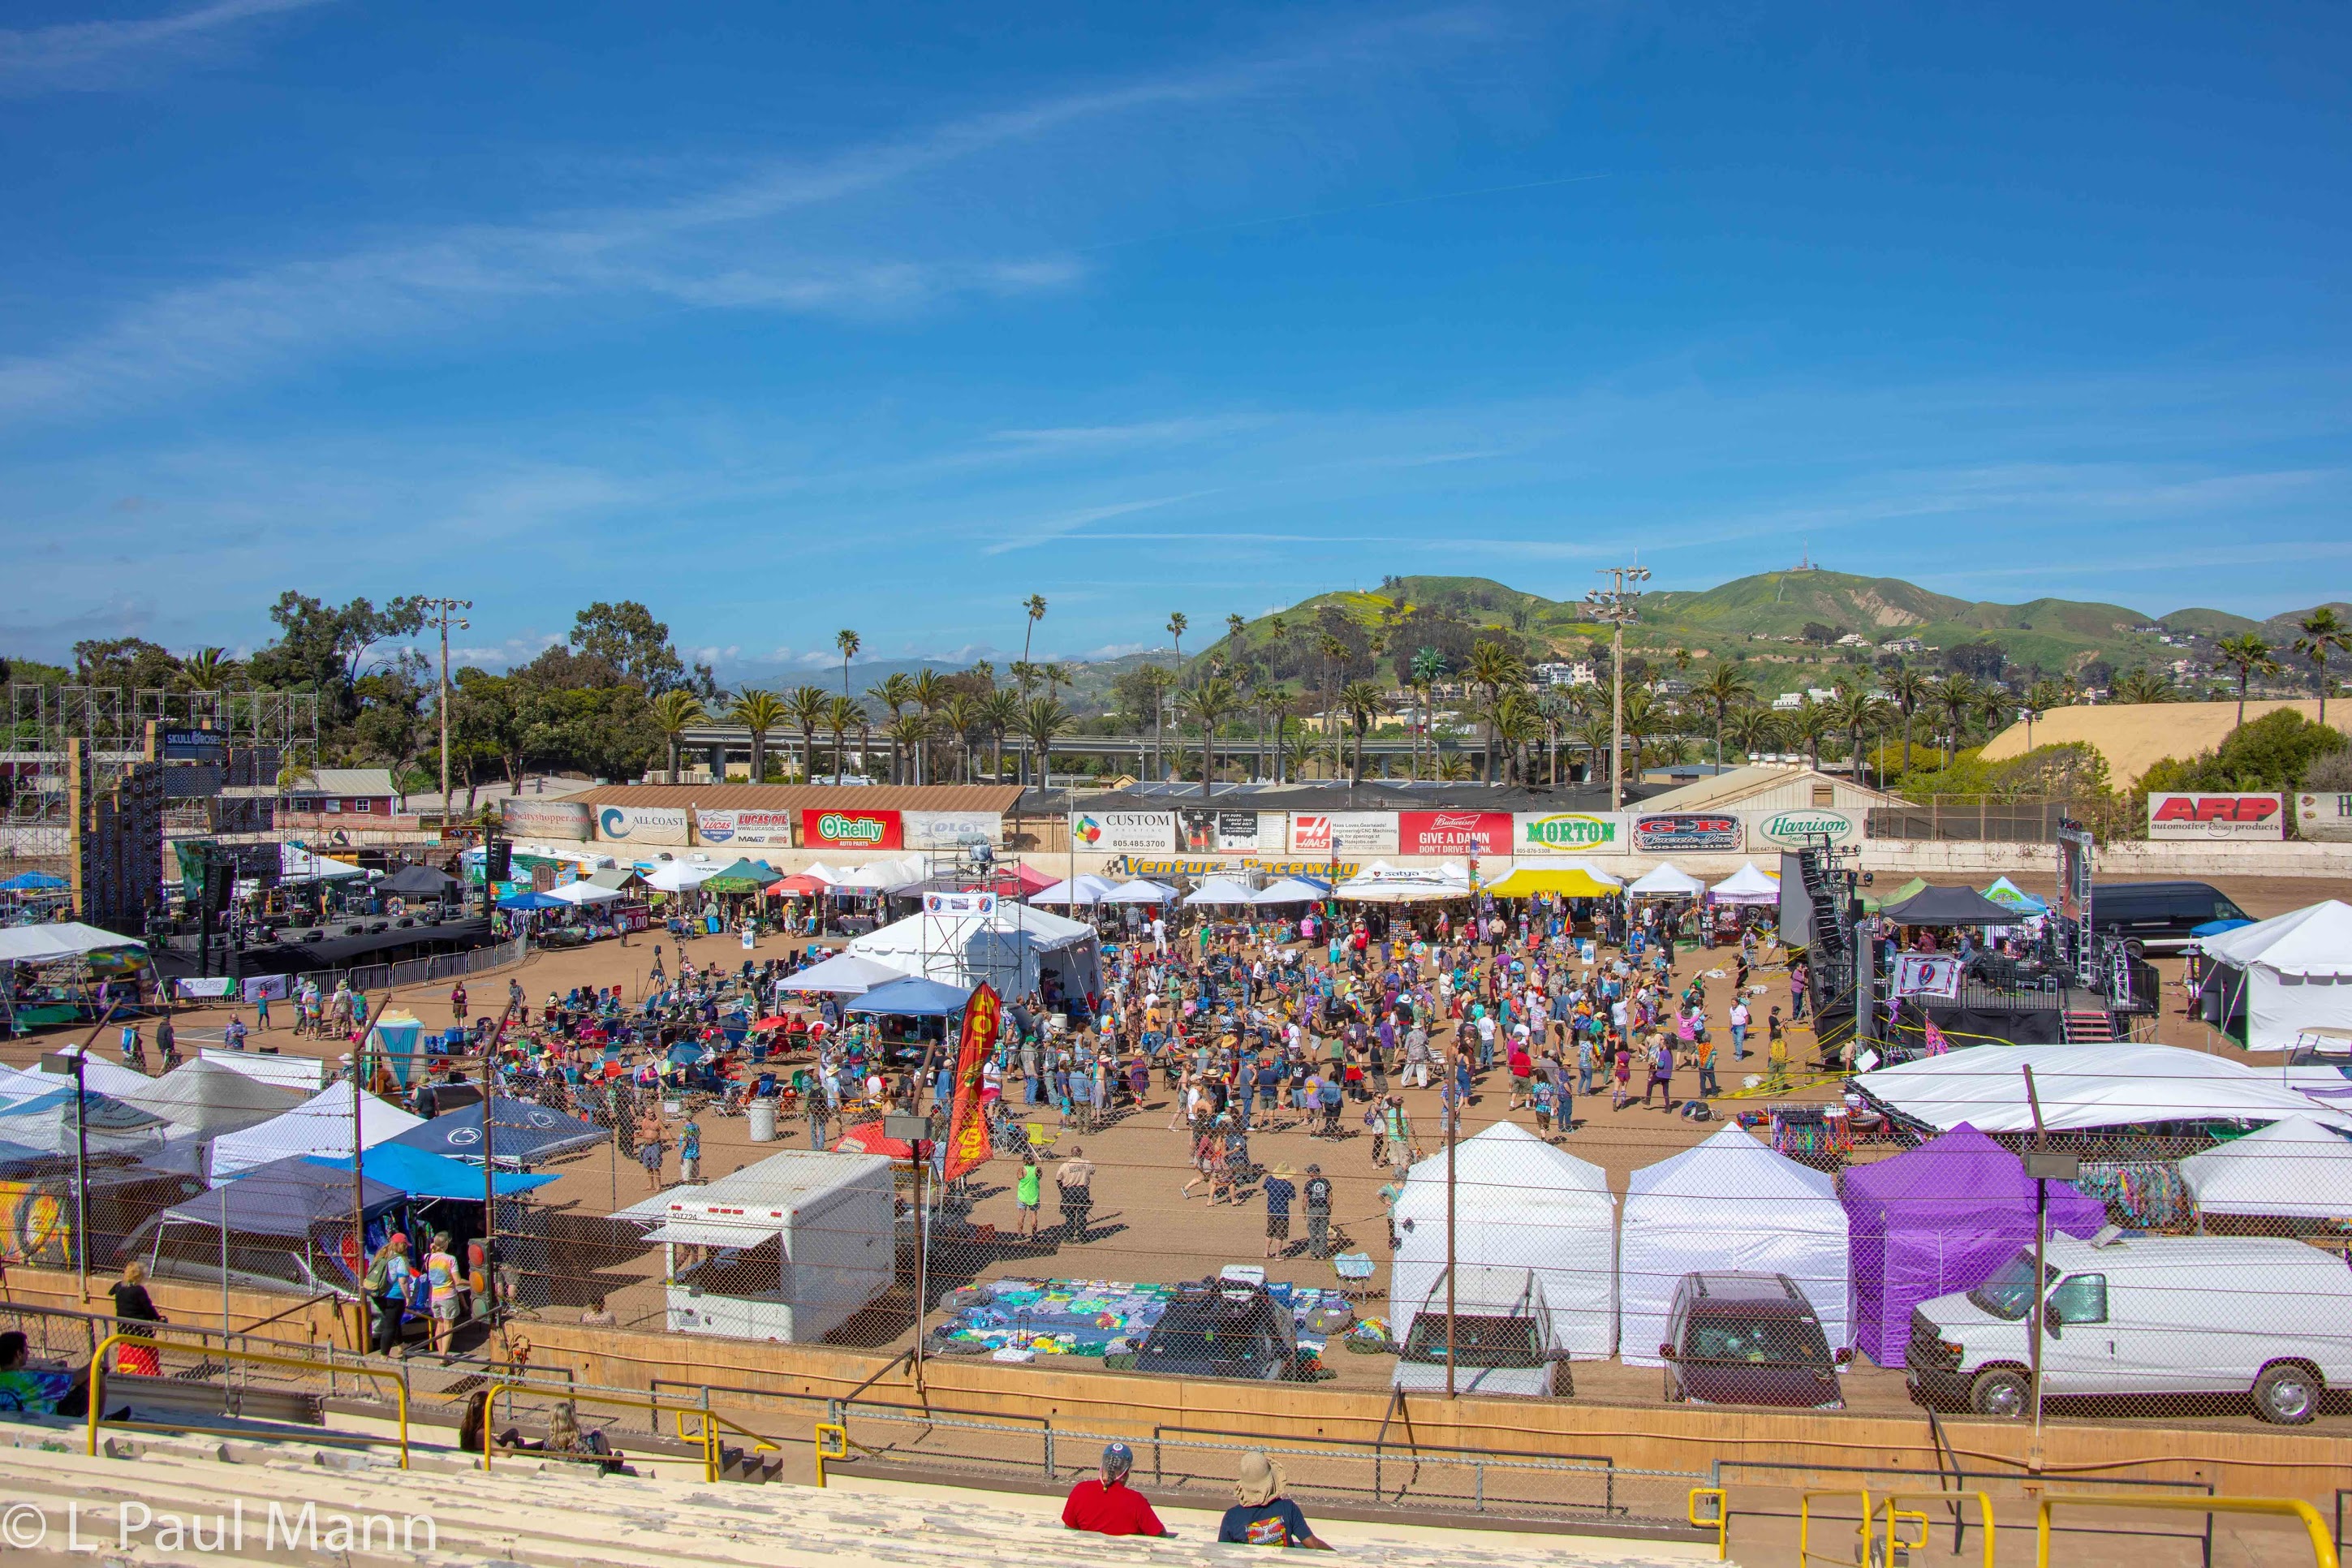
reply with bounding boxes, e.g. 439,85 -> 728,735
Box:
1023,1122 -> 1058,1155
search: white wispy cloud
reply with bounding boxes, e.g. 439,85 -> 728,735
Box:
0,0 -> 329,97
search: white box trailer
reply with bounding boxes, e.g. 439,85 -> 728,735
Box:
641,1149 -> 895,1343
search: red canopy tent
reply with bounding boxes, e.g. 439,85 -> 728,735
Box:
767,873 -> 829,897
961,863 -> 1055,898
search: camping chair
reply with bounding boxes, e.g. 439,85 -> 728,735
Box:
1330,1251 -> 1376,1303
1023,1122 -> 1058,1156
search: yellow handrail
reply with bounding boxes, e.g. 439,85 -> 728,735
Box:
813,1422 -> 849,1488
1876,1492 -> 1995,1568
1686,1486 -> 1728,1561
85,1332 -> 410,1469
476,1381 -> 717,1483
676,1407 -> 782,1454
1799,1487 -> 1874,1568
2037,1494 -> 2339,1568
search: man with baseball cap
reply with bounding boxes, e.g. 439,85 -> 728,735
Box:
1062,1441 -> 1170,1536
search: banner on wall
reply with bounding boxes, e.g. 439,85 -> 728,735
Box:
904,810 -> 1002,850
1747,808 -> 1860,851
2298,790 -> 2352,843
1071,810 -> 1176,854
1119,857 -> 1359,880
500,799 -> 592,841
802,807 -> 903,851
694,808 -> 796,846
593,806 -> 691,846
2148,793 -> 2284,840
1177,808 -> 1274,854
1631,812 -> 1742,854
1288,812 -> 1399,855
1514,812 -> 1629,857
1398,810 -> 1511,858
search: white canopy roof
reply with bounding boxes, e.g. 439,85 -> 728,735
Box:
2203,899 -> 2352,980
780,950 -> 906,994
643,859 -> 719,892
206,1079 -> 425,1182
1252,877 -> 1329,905
1854,1041 -> 2352,1134
44,1044 -> 161,1100
1335,866 -> 1471,903
549,880 -> 623,905
119,1058 -> 305,1139
278,843 -> 366,883
1620,1124 -> 1851,1364
1708,861 -> 1781,904
1182,877 -> 1260,907
848,900 -> 1099,995
1627,862 -> 1706,898
198,1049 -> 325,1092
1031,873 -> 1117,906
829,856 -> 927,892
0,922 -> 146,963
1103,878 -> 1178,904
2179,1115 -> 2352,1219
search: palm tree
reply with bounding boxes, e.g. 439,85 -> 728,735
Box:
1824,684 -> 1884,786
823,695 -> 859,782
981,687 -> 1022,782
1226,613 -> 1248,663
1166,611 -> 1189,687
180,646 -> 234,691
1338,679 -> 1383,785
1409,646 -> 1445,782
1572,713 -> 1614,783
1021,594 -> 1047,671
785,684 -> 829,783
937,691 -> 982,782
1929,674 -> 1984,767
909,669 -> 948,783
1491,688 -> 1541,784
834,629 -> 860,697
1020,695 -> 1072,786
1723,705 -> 1779,762
867,673 -> 915,781
1040,662 -> 1072,703
1786,695 -> 1833,773
648,689 -> 707,782
1465,640 -> 1526,784
726,687 -> 786,782
2109,666 -> 2178,707
884,708 -> 933,783
1882,663 -> 1931,776
1314,631 -> 1348,743
2292,610 -> 2348,727
1179,674 -> 1241,796
1693,663 -> 1756,770
1437,752 -> 1474,782
1618,687 -> 1664,781
2211,635 -> 2276,726
2021,679 -> 2066,750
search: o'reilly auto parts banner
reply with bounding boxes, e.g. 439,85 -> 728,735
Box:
693,808 -> 795,846
1289,812 -> 1399,855
1514,812 -> 1627,857
904,810 -> 1002,850
2148,792 -> 2284,840
1747,807 -> 1860,851
592,805 -> 691,846
1071,810 -> 1175,854
1398,810 -> 1512,857
499,798 -> 592,841
802,807 -> 903,851
1631,812 -> 1743,854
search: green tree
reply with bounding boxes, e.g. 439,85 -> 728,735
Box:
824,695 -> 860,782
1178,674 -> 1241,795
1882,663 -> 1931,776
1466,640 -> 1527,783
1929,674 -> 1984,766
981,687 -> 1022,782
786,684 -> 830,783
1021,595 -> 1046,671
2292,609 -> 2348,727
569,601 -> 704,693
1694,662 -> 1756,770
1338,678 -> 1383,785
247,592 -> 427,724
1786,694 -> 1833,773
937,691 -> 983,782
834,629 -> 860,698
727,688 -> 786,782
2212,635 -> 2277,725
179,647 -> 235,691
1410,646 -> 1447,781
1020,695 -> 1073,786
2109,665 -> 2178,706
648,689 -> 707,782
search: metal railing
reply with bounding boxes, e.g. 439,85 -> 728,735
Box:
2038,1495 -> 2340,1568
85,1330 -> 410,1468
1877,1491 -> 1995,1568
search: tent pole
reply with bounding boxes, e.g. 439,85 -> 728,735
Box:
354,1031 -> 368,1346
1444,1093 -> 1457,1398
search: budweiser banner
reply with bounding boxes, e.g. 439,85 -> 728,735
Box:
1398,810 -> 1510,857
941,982 -> 1002,1181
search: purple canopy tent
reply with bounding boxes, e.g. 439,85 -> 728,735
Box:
1842,1123 -> 2107,1368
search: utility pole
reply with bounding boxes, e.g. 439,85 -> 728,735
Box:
1583,566 -> 1648,811
420,598 -> 472,825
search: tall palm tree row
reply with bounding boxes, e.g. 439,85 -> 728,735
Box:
1180,674 -> 1240,795
1464,640 -> 1526,783
937,691 -> 982,782
1694,662 -> 1755,770
1021,695 -> 1072,786
727,687 -> 786,782
1881,664 -> 1931,776
981,687 -> 1021,782
648,689 -> 706,782
786,685 -> 830,783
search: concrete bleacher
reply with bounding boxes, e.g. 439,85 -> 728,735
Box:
0,1419 -> 1723,1568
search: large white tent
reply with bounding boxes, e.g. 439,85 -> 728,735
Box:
1620,1123 -> 1851,1365
2198,900 -> 2352,1052
119,1058 -> 305,1139
2179,1115 -> 2352,1220
1627,862 -> 1707,898
278,844 -> 366,883
849,899 -> 1101,998
779,950 -> 906,995
0,922 -> 146,963
1708,862 -> 1781,905
1252,877 -> 1329,905
1853,1041 -> 2352,1135
207,1079 -> 424,1182
1182,877 -> 1259,907
1103,878 -> 1178,905
1031,874 -> 1117,907
1389,1122 -> 1618,1358
643,859 -> 720,893
548,880 -> 623,905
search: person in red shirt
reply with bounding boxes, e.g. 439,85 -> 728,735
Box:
1062,1443 -> 1168,1537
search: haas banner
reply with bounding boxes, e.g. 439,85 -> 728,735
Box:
942,982 -> 1002,1181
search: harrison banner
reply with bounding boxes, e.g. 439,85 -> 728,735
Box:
941,981 -> 1002,1180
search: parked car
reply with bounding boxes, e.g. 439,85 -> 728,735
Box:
2091,881 -> 2249,956
1661,1272 -> 1847,1410
1906,1234 -> 2352,1424
1136,1281 -> 1301,1381
1392,1265 -> 1574,1398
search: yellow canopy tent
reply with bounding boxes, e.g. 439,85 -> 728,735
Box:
1485,866 -> 1621,898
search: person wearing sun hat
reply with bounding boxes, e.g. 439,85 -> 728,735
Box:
1062,1441 -> 1169,1536
1218,1450 -> 1331,1549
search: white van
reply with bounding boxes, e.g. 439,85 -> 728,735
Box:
1392,1265 -> 1574,1398
1906,1234 -> 2352,1424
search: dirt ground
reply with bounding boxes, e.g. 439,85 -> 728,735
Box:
8,870 -> 2341,1436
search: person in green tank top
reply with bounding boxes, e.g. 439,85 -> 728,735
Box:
1015,1152 -> 1042,1238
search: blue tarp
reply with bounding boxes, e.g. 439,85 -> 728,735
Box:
496,890 -> 568,911
846,975 -> 974,1016
307,1144 -> 556,1200
388,1096 -> 607,1165
0,872 -> 68,891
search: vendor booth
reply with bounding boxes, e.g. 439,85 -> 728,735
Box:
1620,1123 -> 1851,1365
2178,1114 -> 2352,1221
207,1079 -> 426,1182
849,899 -> 1101,1002
1031,874 -> 1116,907
1708,863 -> 1781,905
1389,1122 -> 1617,1359
2197,900 -> 2352,1052
1842,1123 -> 2106,1368
639,1148 -> 896,1343
1182,877 -> 1259,907
1851,1041 -> 2352,1135
130,1153 -> 403,1297
1626,863 -> 1706,899
781,950 -> 906,995
1485,865 -> 1620,898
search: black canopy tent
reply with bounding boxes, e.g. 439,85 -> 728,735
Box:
389,1096 -> 607,1168
1879,885 -> 2019,926
378,864 -> 459,898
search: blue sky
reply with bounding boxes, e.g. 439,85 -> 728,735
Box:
3,1 -> 2348,678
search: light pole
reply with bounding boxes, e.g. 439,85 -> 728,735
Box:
420,598 -> 472,824
1583,566 -> 1648,811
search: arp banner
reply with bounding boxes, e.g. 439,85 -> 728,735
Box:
941,982 -> 1002,1181
800,807 -> 902,850
2147,792 -> 2284,840
1398,810 -> 1512,857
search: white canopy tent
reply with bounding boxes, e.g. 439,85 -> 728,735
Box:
1182,877 -> 1260,907
1389,1122 -> 1618,1358
0,922 -> 146,963
206,1079 -> 425,1182
1031,874 -> 1118,907
1252,877 -> 1329,906
1853,1041 -> 2352,1135
849,900 -> 1101,998
2198,900 -> 2352,1053
1336,866 -> 1471,903
642,859 -> 720,893
779,950 -> 906,995
1620,1123 -> 1852,1365
1103,878 -> 1178,905
278,844 -> 367,883
1627,862 -> 1707,898
829,856 -> 928,893
549,880 -> 624,905
2179,1115 -> 2352,1220
119,1058 -> 305,1139
41,1043 -> 160,1100
1708,862 -> 1781,905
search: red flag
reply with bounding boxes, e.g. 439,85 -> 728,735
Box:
941,983 -> 1002,1181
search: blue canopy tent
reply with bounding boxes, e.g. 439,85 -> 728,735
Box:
496,890 -> 568,911
2193,916 -> 2255,938
0,872 -> 68,891
846,976 -> 974,1016
127,1153 -> 407,1288
1979,876 -> 2048,916
388,1096 -> 607,1167
307,1144 -> 556,1200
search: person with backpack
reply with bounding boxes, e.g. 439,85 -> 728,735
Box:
365,1234 -> 411,1357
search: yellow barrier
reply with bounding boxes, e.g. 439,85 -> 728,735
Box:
813,1422 -> 850,1488
1799,1488 -> 1874,1568
676,1408 -> 783,1454
476,1381 -> 717,1482
2037,1494 -> 2339,1568
1686,1487 -> 1728,1561
86,1332 -> 410,1469
1876,1492 -> 1995,1568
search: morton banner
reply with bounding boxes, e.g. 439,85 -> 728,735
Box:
941,981 -> 1002,1181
